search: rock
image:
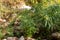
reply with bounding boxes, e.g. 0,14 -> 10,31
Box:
19,36 -> 25,40
51,32 -> 60,40
51,32 -> 60,38
0,18 -> 6,22
19,5 -> 31,10
7,37 -> 18,40
3,39 -> 7,40
26,37 -> 35,40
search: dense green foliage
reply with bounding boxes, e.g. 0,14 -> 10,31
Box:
0,0 -> 60,40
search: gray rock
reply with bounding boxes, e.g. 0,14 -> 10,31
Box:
19,36 -> 25,40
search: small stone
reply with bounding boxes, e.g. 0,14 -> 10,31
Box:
3,19 -> 6,22
0,18 -> 6,22
3,39 -> 7,40
20,6 -> 31,10
19,36 -> 25,40
26,37 -> 35,40
7,37 -> 18,40
52,32 -> 60,38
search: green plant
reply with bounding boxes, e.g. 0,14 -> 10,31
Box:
32,3 -> 60,30
17,10 -> 37,37
0,0 -> 60,40
31,3 -> 60,39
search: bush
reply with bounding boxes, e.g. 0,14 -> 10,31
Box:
0,0 -> 60,40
